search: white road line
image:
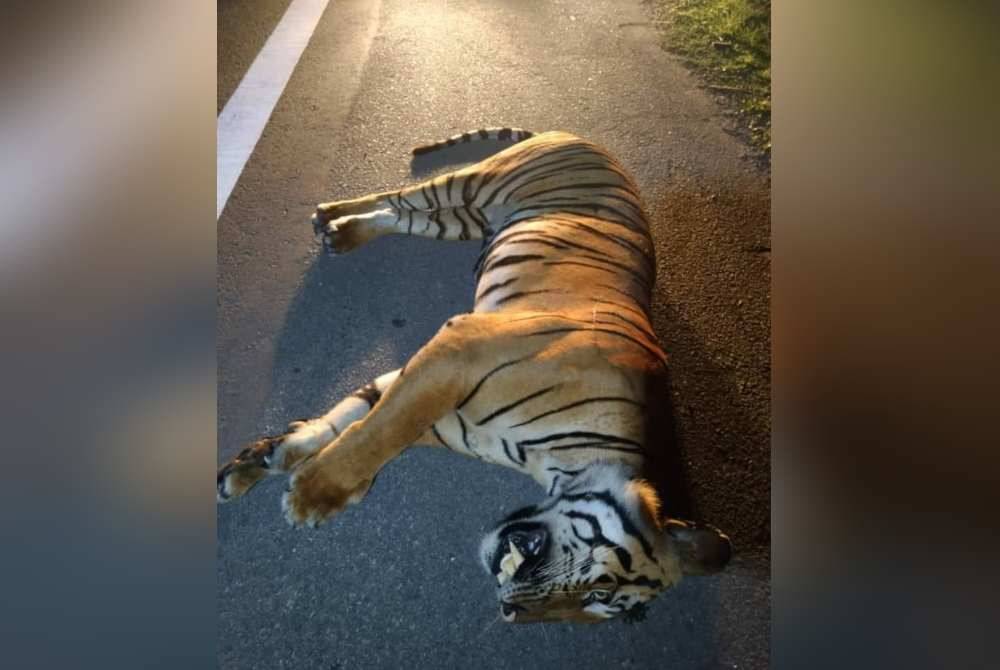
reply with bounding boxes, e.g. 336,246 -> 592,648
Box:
217,0 -> 331,220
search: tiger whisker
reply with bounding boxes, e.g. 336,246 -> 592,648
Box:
475,612 -> 503,638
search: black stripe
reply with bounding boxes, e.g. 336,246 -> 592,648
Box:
523,326 -> 667,364
504,313 -> 613,328
617,574 -> 664,590
571,255 -> 652,289
476,385 -> 559,425
546,217 -> 653,266
468,142 -> 539,198
469,140 -> 556,200
571,525 -> 595,546
507,202 -> 645,234
546,466 -> 585,476
589,298 -> 649,320
461,168 -> 475,204
494,289 -> 563,305
475,276 -> 517,301
429,180 -> 441,210
531,190 -> 646,220
566,511 -> 601,545
501,438 -> 520,465
458,356 -> 530,409
518,431 -> 641,448
431,424 -> 449,448
434,211 -> 446,239
506,194 -> 640,223
510,397 -> 644,428
478,129 -> 489,139
480,146 -> 600,207
399,192 -> 419,210
482,253 -> 545,274
498,236 -> 570,252
542,259 -> 635,282
468,175 -> 490,214
492,229 -> 569,246
500,518 -> 546,541
502,312 -> 654,343
501,161 -> 625,205
560,191 -> 649,220
473,228 -> 554,277
548,475 -> 561,496
498,127 -> 512,140
494,230 -> 651,288
453,206 -> 471,240
476,144 -> 598,206
595,283 -> 649,308
612,547 -> 633,572
519,181 -> 633,202
481,152 -> 601,208
467,206 -> 489,231
446,173 -> 456,202
562,491 -> 657,562
548,442 -> 642,453
457,411 -> 471,450
595,310 -> 658,342
507,231 -> 596,253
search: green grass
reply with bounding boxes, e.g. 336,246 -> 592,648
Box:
655,0 -> 771,154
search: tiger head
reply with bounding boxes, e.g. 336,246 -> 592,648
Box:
479,462 -> 730,623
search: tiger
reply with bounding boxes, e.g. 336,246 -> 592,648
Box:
217,128 -> 731,623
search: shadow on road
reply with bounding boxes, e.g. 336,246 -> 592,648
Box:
647,179 -> 771,556
265,253 -> 409,425
409,139 -> 525,178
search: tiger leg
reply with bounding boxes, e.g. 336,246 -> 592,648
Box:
216,369 -> 402,502
311,164 -> 494,252
313,163 -> 479,221
316,205 -> 488,254
282,313 -> 507,527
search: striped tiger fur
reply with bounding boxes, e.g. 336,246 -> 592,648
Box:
217,128 -> 731,623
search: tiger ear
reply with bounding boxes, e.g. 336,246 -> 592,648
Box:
665,519 -> 732,575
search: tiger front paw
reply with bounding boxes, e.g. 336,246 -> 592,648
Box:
281,454 -> 372,528
217,419 -> 335,503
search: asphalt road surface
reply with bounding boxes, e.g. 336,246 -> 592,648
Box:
218,1 -> 770,668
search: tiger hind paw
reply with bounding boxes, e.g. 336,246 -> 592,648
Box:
312,209 -> 388,255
